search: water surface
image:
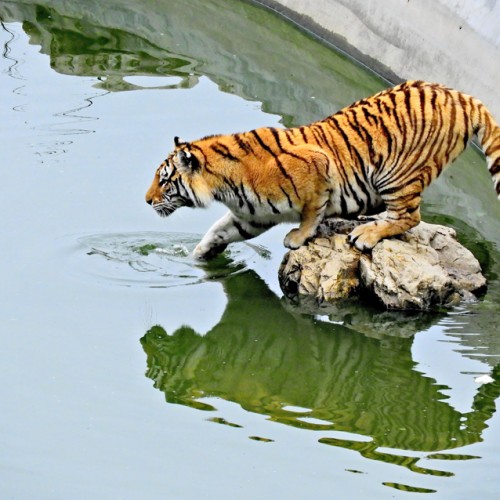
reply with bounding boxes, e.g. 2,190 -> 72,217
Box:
1,1 -> 500,498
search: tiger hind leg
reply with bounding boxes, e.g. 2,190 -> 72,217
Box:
348,196 -> 422,252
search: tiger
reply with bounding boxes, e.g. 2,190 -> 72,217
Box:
145,80 -> 500,260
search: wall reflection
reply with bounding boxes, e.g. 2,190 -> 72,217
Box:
0,0 -> 382,125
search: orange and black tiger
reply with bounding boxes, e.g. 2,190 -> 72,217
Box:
145,80 -> 500,259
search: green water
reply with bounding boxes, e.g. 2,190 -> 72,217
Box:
1,1 -> 500,498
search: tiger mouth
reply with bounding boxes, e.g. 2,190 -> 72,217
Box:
152,202 -> 177,217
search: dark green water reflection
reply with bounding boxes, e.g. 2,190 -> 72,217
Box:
142,259 -> 500,477
0,0 -> 381,125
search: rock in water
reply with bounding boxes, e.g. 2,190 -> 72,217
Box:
278,219 -> 486,311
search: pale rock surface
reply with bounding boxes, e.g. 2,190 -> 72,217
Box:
279,219 -> 486,311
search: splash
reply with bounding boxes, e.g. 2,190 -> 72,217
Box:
69,231 -> 263,289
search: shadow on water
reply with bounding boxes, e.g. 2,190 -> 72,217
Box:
141,258 -> 500,479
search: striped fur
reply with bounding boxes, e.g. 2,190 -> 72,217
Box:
145,81 -> 500,259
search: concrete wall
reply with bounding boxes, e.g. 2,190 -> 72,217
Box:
254,0 -> 500,119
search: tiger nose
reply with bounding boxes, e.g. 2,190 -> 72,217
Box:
146,197 -> 153,205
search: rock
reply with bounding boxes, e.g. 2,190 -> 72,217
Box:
279,234 -> 361,304
279,219 -> 487,311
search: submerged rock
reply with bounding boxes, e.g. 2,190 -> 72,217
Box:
279,219 -> 486,311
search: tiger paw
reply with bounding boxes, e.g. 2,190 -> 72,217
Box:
193,242 -> 228,260
347,225 -> 382,252
284,229 -> 309,249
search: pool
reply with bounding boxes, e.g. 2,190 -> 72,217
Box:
1,1 -> 499,498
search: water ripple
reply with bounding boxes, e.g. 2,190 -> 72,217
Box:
67,231 -> 261,289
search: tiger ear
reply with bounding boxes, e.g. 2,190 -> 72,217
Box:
176,149 -> 200,174
174,136 -> 183,148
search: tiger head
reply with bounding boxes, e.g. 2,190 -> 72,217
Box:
145,137 -> 208,217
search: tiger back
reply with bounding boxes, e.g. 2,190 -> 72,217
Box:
145,80 -> 500,259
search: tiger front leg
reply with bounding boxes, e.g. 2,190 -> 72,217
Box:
284,200 -> 327,249
193,211 -> 271,259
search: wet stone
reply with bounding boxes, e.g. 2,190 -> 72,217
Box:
279,219 -> 487,311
